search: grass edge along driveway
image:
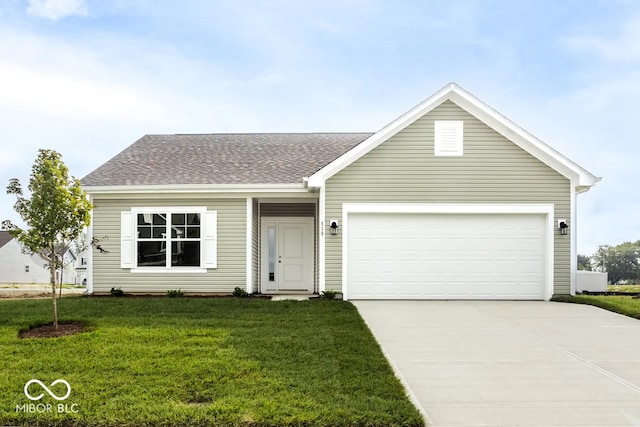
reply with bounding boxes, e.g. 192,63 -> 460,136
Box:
552,294 -> 640,320
0,297 -> 424,427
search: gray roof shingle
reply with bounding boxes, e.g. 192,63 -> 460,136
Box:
81,133 -> 372,186
0,231 -> 13,249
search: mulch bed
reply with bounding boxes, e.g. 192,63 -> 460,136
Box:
19,322 -> 90,339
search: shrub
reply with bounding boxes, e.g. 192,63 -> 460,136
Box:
167,289 -> 184,298
320,290 -> 339,300
232,287 -> 249,298
110,287 -> 125,297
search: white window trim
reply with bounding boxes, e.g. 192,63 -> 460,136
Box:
122,206 -> 216,273
434,120 -> 464,156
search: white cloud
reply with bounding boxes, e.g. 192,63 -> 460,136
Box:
26,0 -> 87,21
564,15 -> 640,62
0,63 -> 167,121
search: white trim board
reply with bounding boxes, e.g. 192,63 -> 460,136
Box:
246,197 -> 253,294
85,183 -> 308,195
341,203 -> 555,301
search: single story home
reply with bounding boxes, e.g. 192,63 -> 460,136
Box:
0,231 -> 89,285
0,230 -> 50,284
82,83 -> 599,300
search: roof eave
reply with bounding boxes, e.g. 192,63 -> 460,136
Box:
446,87 -> 600,191
83,183 -> 309,195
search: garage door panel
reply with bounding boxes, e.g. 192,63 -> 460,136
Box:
347,213 -> 547,300
398,260 -> 422,272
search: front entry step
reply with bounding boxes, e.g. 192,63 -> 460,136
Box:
270,295 -> 311,301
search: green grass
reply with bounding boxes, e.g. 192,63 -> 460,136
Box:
0,297 -> 423,427
552,294 -> 640,320
607,284 -> 640,293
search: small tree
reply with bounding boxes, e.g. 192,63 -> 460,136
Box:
2,149 -> 91,329
592,242 -> 640,284
577,254 -> 592,271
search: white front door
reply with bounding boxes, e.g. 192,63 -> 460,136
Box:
261,218 -> 313,293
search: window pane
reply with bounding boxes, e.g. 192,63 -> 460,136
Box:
138,214 -> 152,225
186,227 -> 200,238
187,213 -> 200,225
138,227 -> 151,238
172,226 -> 186,239
172,241 -> 200,267
138,241 -> 166,267
171,213 -> 185,226
268,226 -> 275,282
152,226 -> 166,239
153,214 -> 166,225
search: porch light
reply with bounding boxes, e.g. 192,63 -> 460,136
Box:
329,220 -> 339,236
558,220 -> 568,235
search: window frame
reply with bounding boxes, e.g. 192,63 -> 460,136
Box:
121,206 -> 216,273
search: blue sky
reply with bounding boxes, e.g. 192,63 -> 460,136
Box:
0,0 -> 638,255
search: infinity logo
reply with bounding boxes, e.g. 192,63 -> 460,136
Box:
24,379 -> 71,401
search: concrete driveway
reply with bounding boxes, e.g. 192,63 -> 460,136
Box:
354,301 -> 640,427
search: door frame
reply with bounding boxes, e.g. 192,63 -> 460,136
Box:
260,217 -> 314,294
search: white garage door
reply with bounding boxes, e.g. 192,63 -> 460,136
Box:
346,213 -> 547,300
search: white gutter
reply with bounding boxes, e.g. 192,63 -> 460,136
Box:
83,183 -> 309,195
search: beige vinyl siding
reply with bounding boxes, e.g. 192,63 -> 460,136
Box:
325,100 -> 571,294
91,197 -> 246,294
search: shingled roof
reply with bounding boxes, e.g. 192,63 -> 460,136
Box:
81,133 -> 373,187
0,231 -> 13,249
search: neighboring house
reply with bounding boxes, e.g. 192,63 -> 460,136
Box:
60,247 -> 89,286
73,253 -> 88,286
82,83 -> 599,300
0,231 -> 50,284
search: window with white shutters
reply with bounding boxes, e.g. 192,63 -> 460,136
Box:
120,207 -> 217,271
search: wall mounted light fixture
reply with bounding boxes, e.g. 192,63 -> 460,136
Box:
329,220 -> 339,235
558,219 -> 568,235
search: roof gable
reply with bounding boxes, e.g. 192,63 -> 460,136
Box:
308,83 -> 600,191
0,231 -> 14,249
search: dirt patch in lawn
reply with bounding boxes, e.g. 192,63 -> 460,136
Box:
19,322 -> 92,339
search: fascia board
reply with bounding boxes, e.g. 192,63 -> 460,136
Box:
447,89 -> 600,189
83,183 -> 308,195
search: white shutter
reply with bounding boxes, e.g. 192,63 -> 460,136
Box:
203,211 -> 217,269
434,120 -> 463,156
120,211 -> 135,268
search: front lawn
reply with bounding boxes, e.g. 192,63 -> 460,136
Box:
0,297 -> 423,427
552,294 -> 640,320
607,284 -> 640,293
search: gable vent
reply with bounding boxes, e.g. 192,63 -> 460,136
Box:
434,120 -> 463,156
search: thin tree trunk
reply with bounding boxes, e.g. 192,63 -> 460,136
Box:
59,265 -> 63,298
50,251 -> 58,330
